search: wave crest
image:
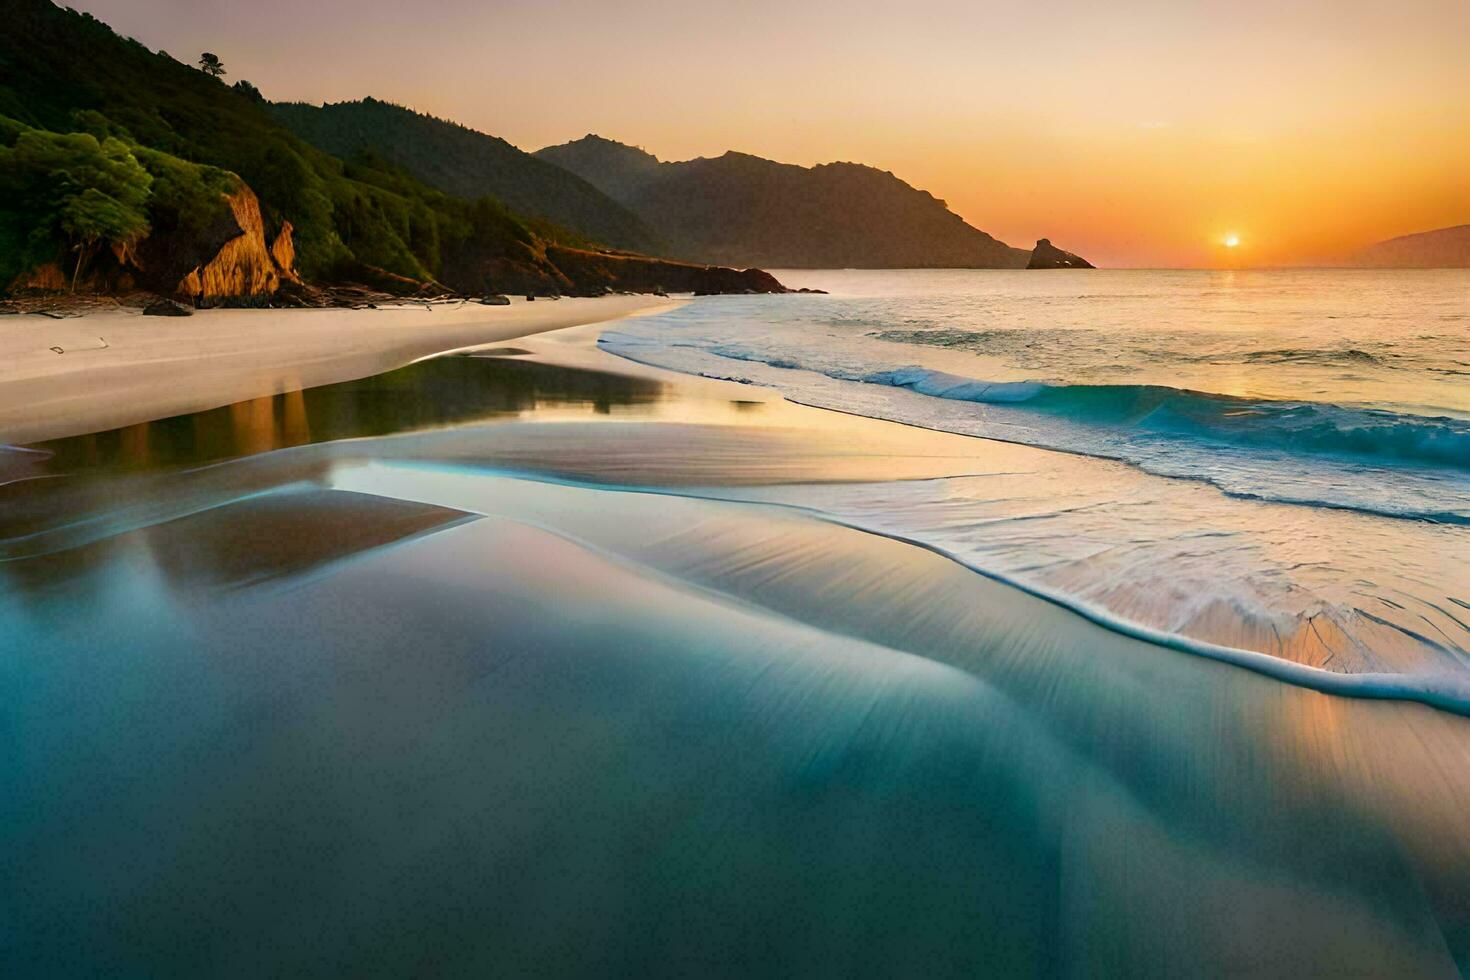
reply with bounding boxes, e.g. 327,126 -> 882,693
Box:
865,367 -> 1470,471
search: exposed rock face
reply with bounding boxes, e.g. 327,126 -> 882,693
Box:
13,179 -> 304,306
9,263 -> 68,293
269,222 -> 300,281
8,253 -> 137,295
8,171 -> 782,306
175,184 -> 299,304
1027,239 -> 1094,269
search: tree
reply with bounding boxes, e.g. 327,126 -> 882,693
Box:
198,52 -> 226,77
0,129 -> 152,291
60,185 -> 151,290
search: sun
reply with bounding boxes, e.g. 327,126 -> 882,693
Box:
1223,234 -> 1241,248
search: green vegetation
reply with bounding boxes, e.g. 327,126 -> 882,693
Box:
0,0 -> 578,292
0,112 -> 252,288
197,52 -> 226,78
268,99 -> 661,254
0,122 -> 144,287
537,136 -> 1033,269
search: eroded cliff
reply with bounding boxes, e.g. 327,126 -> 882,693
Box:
175,184 -> 299,304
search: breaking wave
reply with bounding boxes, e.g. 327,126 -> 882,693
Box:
863,366 -> 1470,472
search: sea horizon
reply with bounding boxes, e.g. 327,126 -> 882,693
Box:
3,0 -> 1468,974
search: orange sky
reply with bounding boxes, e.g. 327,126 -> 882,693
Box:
75,0 -> 1470,266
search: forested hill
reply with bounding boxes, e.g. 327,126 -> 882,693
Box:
268,99 -> 662,255
0,0 -> 793,303
0,0 -> 555,289
536,136 -> 1034,269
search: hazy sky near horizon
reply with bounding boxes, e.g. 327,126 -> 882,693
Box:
69,0 -> 1469,267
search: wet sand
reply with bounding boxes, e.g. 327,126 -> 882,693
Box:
0,296 -> 678,445
3,319 -> 1469,975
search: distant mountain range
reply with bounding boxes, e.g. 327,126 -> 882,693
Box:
0,1 -> 781,306
268,100 -> 662,254
266,113 -> 1056,270
1,0 -> 1092,312
535,135 -> 1034,269
1350,225 -> 1470,268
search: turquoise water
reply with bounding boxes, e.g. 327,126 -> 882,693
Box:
603,270 -> 1470,521
5,459 -> 1469,976
3,293 -> 1469,975
601,270 -> 1470,691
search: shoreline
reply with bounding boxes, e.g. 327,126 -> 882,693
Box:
0,295 -> 681,446
526,327 -> 1470,716
9,305 -> 1465,710
13,311 -> 1468,722
5,302 -> 1470,973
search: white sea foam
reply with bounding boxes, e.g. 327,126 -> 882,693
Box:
601,269 -> 1470,684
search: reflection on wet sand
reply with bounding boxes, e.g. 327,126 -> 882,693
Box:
3,344 -> 1469,975
4,472 -> 1468,976
22,356 -> 669,476
1,487 -> 470,597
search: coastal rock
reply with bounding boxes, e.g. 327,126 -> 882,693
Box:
175,184 -> 296,304
7,263 -> 68,294
1026,239 -> 1094,269
544,245 -> 788,296
142,297 -> 192,316
269,221 -> 301,282
443,242 -> 787,298
479,294 -> 511,305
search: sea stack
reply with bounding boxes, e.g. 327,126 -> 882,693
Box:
1027,239 -> 1095,269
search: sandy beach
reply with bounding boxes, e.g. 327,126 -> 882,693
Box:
2,304 -> 1468,975
0,296 -> 678,446
5,0 -> 1463,971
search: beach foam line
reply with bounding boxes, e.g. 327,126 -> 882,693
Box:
815,513 -> 1470,717
599,334 -> 1470,525
370,461 -> 1470,718
606,336 -> 1470,472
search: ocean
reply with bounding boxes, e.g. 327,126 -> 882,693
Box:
5,276 -> 1470,973
602,269 -> 1470,698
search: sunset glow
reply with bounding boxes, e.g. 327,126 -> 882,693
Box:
6,0 -> 1470,971
60,0 -> 1470,268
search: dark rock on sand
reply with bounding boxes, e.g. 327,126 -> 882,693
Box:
1027,239 -> 1094,269
143,298 -> 193,317
479,294 -> 512,306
